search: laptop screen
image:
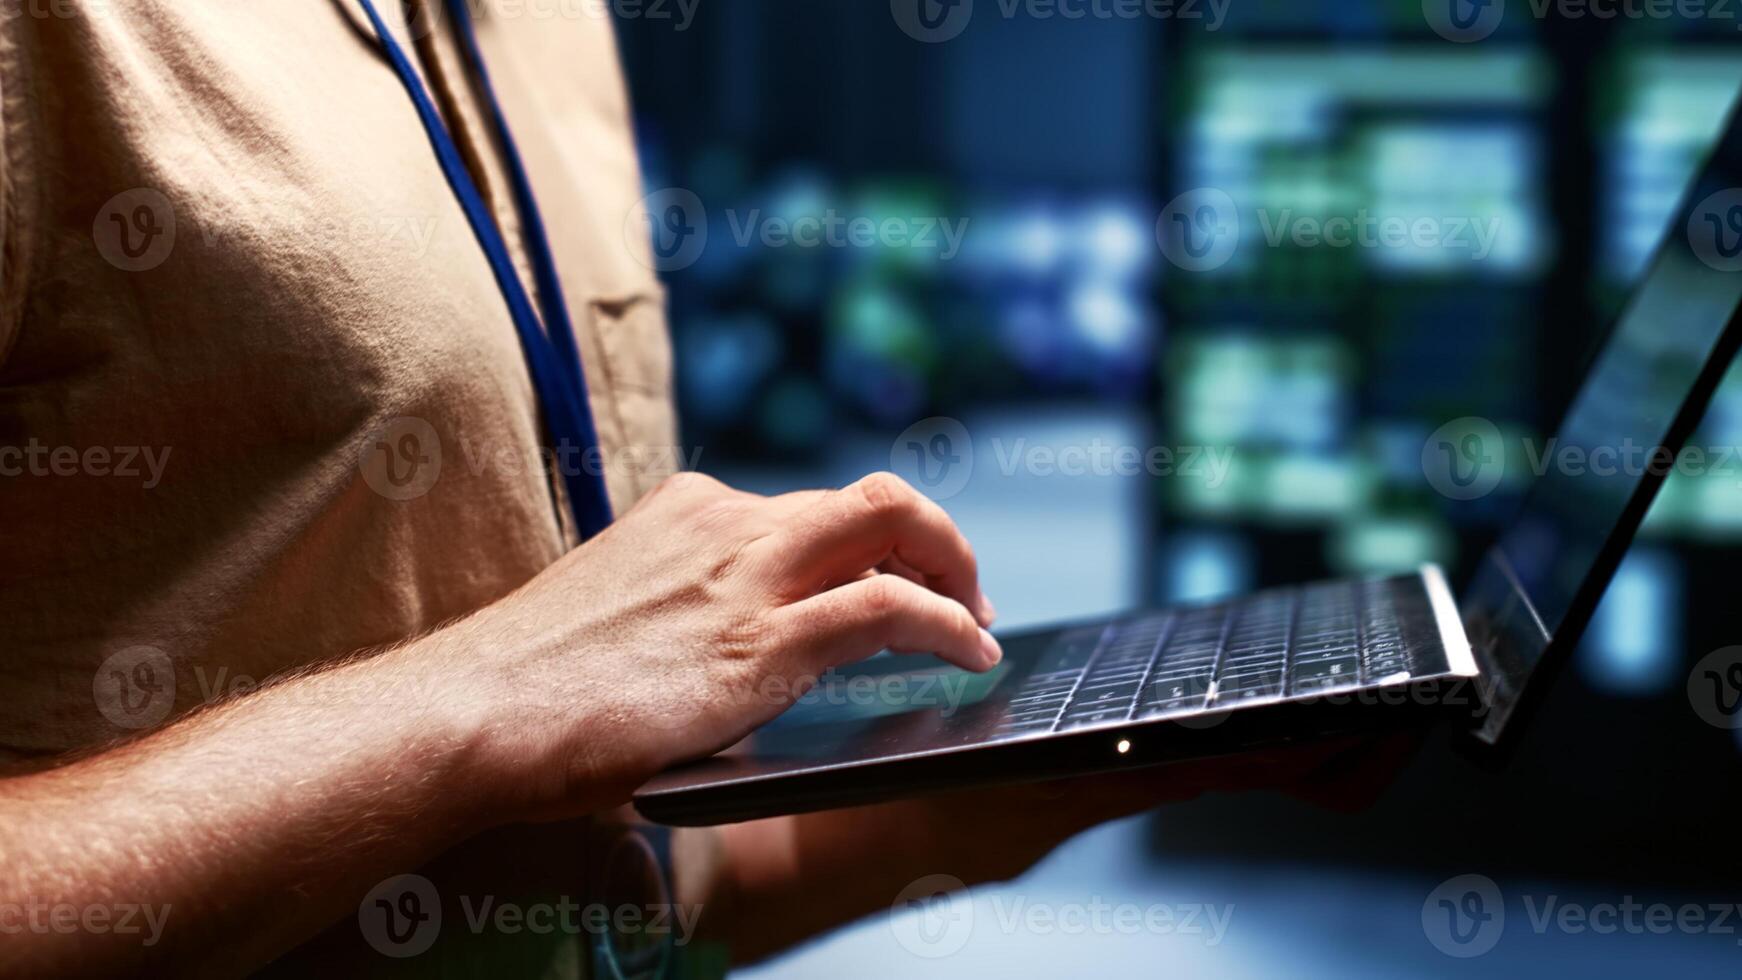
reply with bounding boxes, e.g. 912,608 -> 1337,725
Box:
1463,100 -> 1742,745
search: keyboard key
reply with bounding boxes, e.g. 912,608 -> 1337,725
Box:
1292,646 -> 1358,666
1223,650 -> 1287,671
1140,673 -> 1212,708
1064,687 -> 1137,712
1288,656 -> 1359,692
1136,695 -> 1210,720
1217,672 -> 1284,701
1058,707 -> 1132,730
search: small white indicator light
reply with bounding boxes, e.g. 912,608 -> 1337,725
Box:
1115,739 -> 1132,755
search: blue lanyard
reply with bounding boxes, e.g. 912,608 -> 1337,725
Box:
354,0 -> 613,540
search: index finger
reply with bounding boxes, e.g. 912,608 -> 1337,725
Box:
754,472 -> 992,626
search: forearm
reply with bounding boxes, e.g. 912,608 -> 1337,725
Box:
0,630 -> 499,975
0,471 -> 1008,973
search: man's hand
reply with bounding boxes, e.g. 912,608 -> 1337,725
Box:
465,471 -> 1001,817
0,470 -> 1000,974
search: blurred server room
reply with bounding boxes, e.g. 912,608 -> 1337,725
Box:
613,1 -> 1742,976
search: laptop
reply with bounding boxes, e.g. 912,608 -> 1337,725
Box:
633,100 -> 1742,827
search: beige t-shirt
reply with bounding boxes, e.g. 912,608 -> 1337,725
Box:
0,0 -> 688,973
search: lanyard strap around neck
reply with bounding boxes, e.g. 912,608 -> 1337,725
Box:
354,0 -> 613,540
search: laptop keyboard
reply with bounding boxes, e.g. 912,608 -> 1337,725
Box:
991,575 -> 1442,739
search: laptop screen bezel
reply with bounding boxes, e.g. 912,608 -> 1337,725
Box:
1458,98 -> 1742,753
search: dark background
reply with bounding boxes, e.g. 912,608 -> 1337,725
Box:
614,1 -> 1742,975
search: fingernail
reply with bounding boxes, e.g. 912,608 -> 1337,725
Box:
978,628 -> 1003,669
